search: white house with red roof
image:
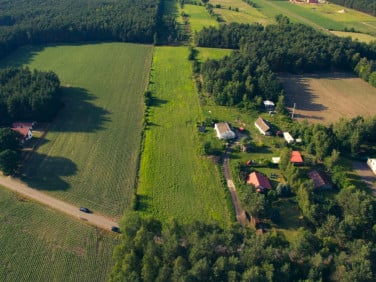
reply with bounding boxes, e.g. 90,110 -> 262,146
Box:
11,127 -> 32,142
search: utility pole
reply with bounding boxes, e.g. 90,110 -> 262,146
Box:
292,103 -> 296,119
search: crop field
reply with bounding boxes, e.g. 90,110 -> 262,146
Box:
137,46 -> 232,224
210,0 -> 271,24
0,43 -> 153,218
183,4 -> 218,33
0,187 -> 118,281
279,73 -> 376,124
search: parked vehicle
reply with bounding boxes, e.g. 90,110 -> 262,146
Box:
79,207 -> 91,213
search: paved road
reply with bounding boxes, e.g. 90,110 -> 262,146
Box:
0,175 -> 119,230
352,161 -> 376,196
223,145 -> 248,226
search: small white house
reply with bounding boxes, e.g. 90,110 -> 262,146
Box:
214,122 -> 236,140
367,158 -> 376,175
254,117 -> 270,136
283,132 -> 294,144
263,100 -> 275,110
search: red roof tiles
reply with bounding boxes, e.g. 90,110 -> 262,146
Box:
247,172 -> 272,191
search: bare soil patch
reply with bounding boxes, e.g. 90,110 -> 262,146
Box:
279,73 -> 376,124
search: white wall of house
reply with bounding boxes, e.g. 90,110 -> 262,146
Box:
367,158 -> 376,174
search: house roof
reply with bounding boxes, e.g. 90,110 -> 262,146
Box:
272,157 -> 281,164
255,117 -> 270,133
291,151 -> 303,163
308,170 -> 328,188
247,172 -> 272,190
283,132 -> 294,142
215,122 -> 231,134
214,122 -> 235,139
263,100 -> 275,107
12,122 -> 33,129
11,127 -> 30,138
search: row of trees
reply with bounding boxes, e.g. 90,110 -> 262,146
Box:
0,128 -> 21,175
110,211 -> 376,281
329,0 -> 376,16
0,0 -> 161,59
0,67 -> 61,123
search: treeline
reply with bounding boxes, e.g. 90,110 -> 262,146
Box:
0,0 -> 161,59
329,0 -> 376,16
0,128 -> 20,175
0,67 -> 61,123
197,19 -> 376,107
110,211 -> 376,281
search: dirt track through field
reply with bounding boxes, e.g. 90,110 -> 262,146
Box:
280,73 -> 376,124
0,175 -> 119,230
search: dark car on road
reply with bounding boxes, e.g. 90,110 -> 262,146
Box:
79,207 -> 91,213
111,226 -> 121,233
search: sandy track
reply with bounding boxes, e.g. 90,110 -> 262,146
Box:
0,175 -> 119,230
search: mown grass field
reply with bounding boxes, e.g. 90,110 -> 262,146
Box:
137,46 -> 232,224
183,4 -> 218,33
197,47 -> 233,62
210,0 -> 271,24
1,43 -> 153,218
0,187 -> 118,281
331,31 -> 376,43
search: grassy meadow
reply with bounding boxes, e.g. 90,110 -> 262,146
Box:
331,31 -> 376,43
137,46 -> 232,224
0,187 -> 117,281
210,0 -> 271,24
1,43 -> 153,218
183,4 -> 218,33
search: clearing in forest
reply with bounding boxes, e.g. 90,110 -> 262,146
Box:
137,46 -> 232,224
182,4 -> 218,33
0,43 -> 153,218
0,187 -> 118,282
279,73 -> 376,125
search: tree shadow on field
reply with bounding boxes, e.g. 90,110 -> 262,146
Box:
136,194 -> 150,212
51,86 -> 111,133
20,153 -> 77,191
279,74 -> 327,113
0,45 -> 46,68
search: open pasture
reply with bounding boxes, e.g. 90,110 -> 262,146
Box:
137,46 -> 232,224
279,73 -> 376,124
0,187 -> 117,281
1,43 -> 153,218
210,0 -> 271,24
331,31 -> 376,43
183,4 -> 218,33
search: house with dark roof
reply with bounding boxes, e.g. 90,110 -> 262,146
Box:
214,122 -> 236,140
291,151 -> 303,164
308,170 -> 332,189
254,117 -> 270,136
247,171 -> 272,192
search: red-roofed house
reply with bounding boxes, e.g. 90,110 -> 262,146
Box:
291,151 -> 303,164
11,127 -> 32,142
12,122 -> 36,130
308,170 -> 332,189
247,172 -> 272,192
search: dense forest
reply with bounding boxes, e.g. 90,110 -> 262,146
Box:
110,210 -> 376,281
196,19 -> 376,106
329,0 -> 376,16
0,128 -> 20,175
0,0 -> 161,59
0,67 -> 61,123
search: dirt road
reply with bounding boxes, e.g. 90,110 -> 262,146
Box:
0,175 -> 119,230
223,145 -> 248,226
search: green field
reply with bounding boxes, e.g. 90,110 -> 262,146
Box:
137,46 -> 232,224
331,31 -> 376,43
183,4 -> 218,33
210,0 -> 271,24
0,187 -> 117,281
1,43 -> 153,218
197,47 -> 233,62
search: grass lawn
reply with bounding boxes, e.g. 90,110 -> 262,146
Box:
0,187 -> 118,281
196,47 -> 233,62
0,43 -> 153,218
208,0 -> 271,24
183,4 -> 218,33
137,46 -> 232,224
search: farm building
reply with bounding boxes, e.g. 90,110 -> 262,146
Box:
247,172 -> 272,192
272,157 -> 281,164
263,100 -> 275,110
308,170 -> 332,189
214,122 -> 236,140
367,158 -> 376,175
254,117 -> 270,136
11,127 -> 32,142
283,132 -> 294,144
291,151 -> 303,164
